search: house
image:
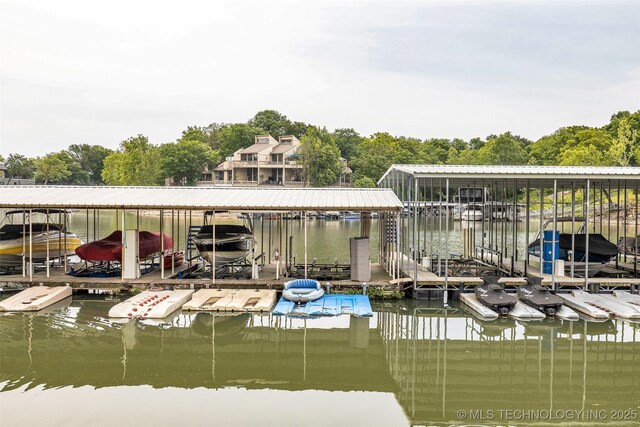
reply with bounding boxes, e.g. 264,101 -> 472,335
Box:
200,135 -> 351,187
0,162 -> 36,185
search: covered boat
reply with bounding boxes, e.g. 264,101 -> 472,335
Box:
516,277 -> 564,316
527,218 -> 618,277
474,276 -> 516,316
0,209 -> 82,268
282,279 -> 325,303
193,212 -> 255,265
75,230 -> 173,262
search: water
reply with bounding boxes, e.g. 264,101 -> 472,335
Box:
62,210 -> 639,266
1,298 -> 638,426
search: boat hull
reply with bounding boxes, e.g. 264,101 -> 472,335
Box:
0,231 -> 81,267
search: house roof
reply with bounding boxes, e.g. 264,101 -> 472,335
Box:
270,144 -> 297,155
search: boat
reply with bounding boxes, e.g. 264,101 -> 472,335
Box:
474,276 -> 517,316
0,209 -> 82,269
617,236 -> 639,256
192,211 -> 255,266
282,278 -> 325,303
527,218 -> 618,277
75,230 -> 173,263
516,277 -> 564,316
460,204 -> 483,221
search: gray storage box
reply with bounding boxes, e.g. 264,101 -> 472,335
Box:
350,237 -> 371,281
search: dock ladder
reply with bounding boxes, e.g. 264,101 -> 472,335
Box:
187,225 -> 202,261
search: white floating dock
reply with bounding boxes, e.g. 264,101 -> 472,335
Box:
508,299 -> 546,320
0,286 -> 72,312
555,305 -> 580,321
459,293 -> 499,320
109,289 -> 194,319
601,290 -> 640,307
182,289 -> 276,312
559,290 -> 640,320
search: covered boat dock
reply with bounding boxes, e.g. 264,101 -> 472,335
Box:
0,186 -> 403,291
377,165 -> 640,299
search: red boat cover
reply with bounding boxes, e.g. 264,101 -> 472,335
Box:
75,230 -> 173,262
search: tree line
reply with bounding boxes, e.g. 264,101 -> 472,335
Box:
2,109 -> 638,187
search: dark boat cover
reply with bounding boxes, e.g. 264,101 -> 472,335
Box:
75,230 -> 173,262
529,233 -> 618,262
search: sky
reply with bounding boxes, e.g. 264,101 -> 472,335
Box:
1,0 -> 639,157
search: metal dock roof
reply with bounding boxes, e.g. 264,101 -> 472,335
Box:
0,186 -> 403,211
379,164 -> 640,187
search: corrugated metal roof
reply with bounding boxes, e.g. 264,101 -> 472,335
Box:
0,186 -> 402,211
378,164 -> 640,187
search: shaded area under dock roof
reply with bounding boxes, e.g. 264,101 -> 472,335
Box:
0,186 -> 403,211
379,164 -> 640,187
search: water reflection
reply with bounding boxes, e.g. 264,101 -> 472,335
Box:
1,298 -> 638,425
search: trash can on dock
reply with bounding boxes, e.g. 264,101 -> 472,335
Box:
542,230 -> 560,274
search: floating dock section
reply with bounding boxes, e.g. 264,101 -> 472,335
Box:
601,291 -> 640,307
0,286 -> 72,312
508,300 -> 546,320
559,290 -> 640,320
109,290 -> 194,319
182,289 -> 276,312
459,293 -> 499,320
273,294 -> 373,317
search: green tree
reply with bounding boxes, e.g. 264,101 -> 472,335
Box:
67,144 -> 113,184
422,138 -> 453,164
354,176 -> 377,188
609,118 -> 639,166
299,127 -> 342,187
218,123 -> 265,159
179,126 -> 208,144
34,153 -> 71,184
332,128 -> 362,160
528,126 -> 588,165
248,110 -> 291,139
476,132 -> 528,164
160,139 -> 218,185
350,133 -> 398,182
4,154 -> 35,183
101,135 -> 162,186
558,128 -> 614,166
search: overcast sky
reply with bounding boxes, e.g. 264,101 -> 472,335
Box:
1,0 -> 639,157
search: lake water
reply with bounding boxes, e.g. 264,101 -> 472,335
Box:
63,210 -> 639,266
1,297 -> 638,426
2,214 -> 639,425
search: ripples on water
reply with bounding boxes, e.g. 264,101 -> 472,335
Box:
1,296 -> 639,426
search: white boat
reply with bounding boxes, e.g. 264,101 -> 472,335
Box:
460,205 -> 483,221
0,209 -> 82,268
193,211 -> 255,266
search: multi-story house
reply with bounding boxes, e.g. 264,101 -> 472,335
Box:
200,134 -> 351,187
204,134 -> 303,186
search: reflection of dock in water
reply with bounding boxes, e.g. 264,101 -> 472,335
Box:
1,300 -> 639,425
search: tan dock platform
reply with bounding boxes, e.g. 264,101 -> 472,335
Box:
109,289 -> 194,319
0,286 -> 72,312
182,289 -> 277,312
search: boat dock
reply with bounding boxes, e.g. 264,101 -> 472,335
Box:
2,165 -> 640,319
